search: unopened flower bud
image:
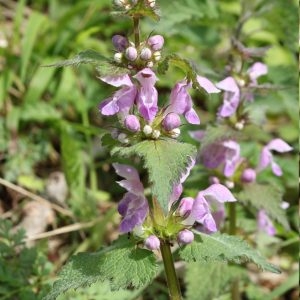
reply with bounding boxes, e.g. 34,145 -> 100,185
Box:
147,35 -> 164,51
153,51 -> 161,61
117,133 -> 129,144
125,46 -> 138,61
163,113 -> 181,131
140,48 -> 152,60
209,176 -> 220,185
124,115 -> 141,132
146,61 -> 154,68
147,0 -> 156,8
178,197 -> 193,218
143,125 -> 153,135
241,168 -> 256,183
152,129 -> 160,139
177,229 -> 194,245
144,235 -> 160,250
114,52 -> 123,63
169,128 -> 181,138
113,0 -> 126,7
235,121 -> 244,131
225,180 -> 234,189
112,35 -> 128,52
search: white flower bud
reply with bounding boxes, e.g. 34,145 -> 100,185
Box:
235,121 -> 244,130
125,46 -> 138,61
114,52 -> 123,63
147,0 -> 156,8
153,51 -> 161,61
169,128 -> 180,138
140,48 -> 152,60
152,129 -> 160,139
117,133 -> 129,144
146,61 -> 154,68
143,125 -> 153,135
225,180 -> 234,189
113,0 -> 126,7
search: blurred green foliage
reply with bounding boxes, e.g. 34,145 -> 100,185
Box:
0,0 -> 298,299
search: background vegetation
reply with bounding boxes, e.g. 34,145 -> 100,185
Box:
0,0 -> 298,299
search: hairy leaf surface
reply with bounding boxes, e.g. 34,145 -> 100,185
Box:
44,236 -> 157,300
112,139 -> 197,213
179,232 -> 280,273
237,183 -> 289,229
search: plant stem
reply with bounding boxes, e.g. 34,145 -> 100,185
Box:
160,240 -> 182,300
228,202 -> 241,300
133,17 -> 140,48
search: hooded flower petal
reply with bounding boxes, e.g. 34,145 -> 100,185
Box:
118,192 -> 149,233
258,139 -> 292,176
99,75 -> 137,116
196,75 -> 220,94
200,184 -> 237,203
113,163 -> 144,195
168,80 -> 200,125
216,77 -> 240,117
222,141 -> 241,177
133,68 -> 158,122
247,62 -> 268,82
257,210 -> 276,236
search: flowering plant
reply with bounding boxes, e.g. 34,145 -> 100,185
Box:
44,1 -> 295,299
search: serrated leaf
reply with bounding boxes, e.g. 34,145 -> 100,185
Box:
185,262 -> 246,300
111,139 -> 197,213
179,232 -> 280,273
237,183 -> 289,229
157,54 -> 204,91
96,63 -> 131,77
199,125 -> 241,152
44,50 -> 108,68
44,236 -> 157,300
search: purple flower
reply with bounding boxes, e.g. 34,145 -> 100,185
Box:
167,77 -> 219,125
133,68 -> 158,122
112,35 -> 129,52
200,140 -> 241,177
258,139 -> 292,176
125,46 -> 138,61
241,168 -> 256,183
99,74 -> 137,116
162,113 -> 181,131
147,35 -> 164,51
144,235 -> 160,250
247,62 -> 268,85
177,229 -> 194,245
183,184 -> 236,233
124,114 -> 141,132
113,163 -> 149,232
216,77 -> 240,117
257,210 -> 276,236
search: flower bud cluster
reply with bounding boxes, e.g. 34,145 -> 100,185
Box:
112,34 -> 164,69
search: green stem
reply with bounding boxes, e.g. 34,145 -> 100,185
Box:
228,202 -> 241,300
133,17 -> 140,48
160,240 -> 182,300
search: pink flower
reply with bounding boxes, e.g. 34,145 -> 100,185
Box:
133,68 -> 159,122
167,77 -> 219,125
144,235 -> 160,250
258,139 -> 292,176
257,210 -> 276,236
99,74 -> 137,116
216,77 -> 240,117
183,184 -> 236,233
200,140 -> 241,177
113,163 -> 149,233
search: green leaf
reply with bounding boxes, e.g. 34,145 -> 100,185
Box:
44,236 -> 157,300
44,50 -> 108,68
20,102 -> 61,122
179,232 -> 281,273
157,54 -> 205,91
185,262 -> 246,300
112,139 -> 197,213
237,183 -> 289,229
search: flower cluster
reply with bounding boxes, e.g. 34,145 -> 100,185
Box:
113,0 -> 156,10
113,161 -> 236,250
99,34 -> 220,144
